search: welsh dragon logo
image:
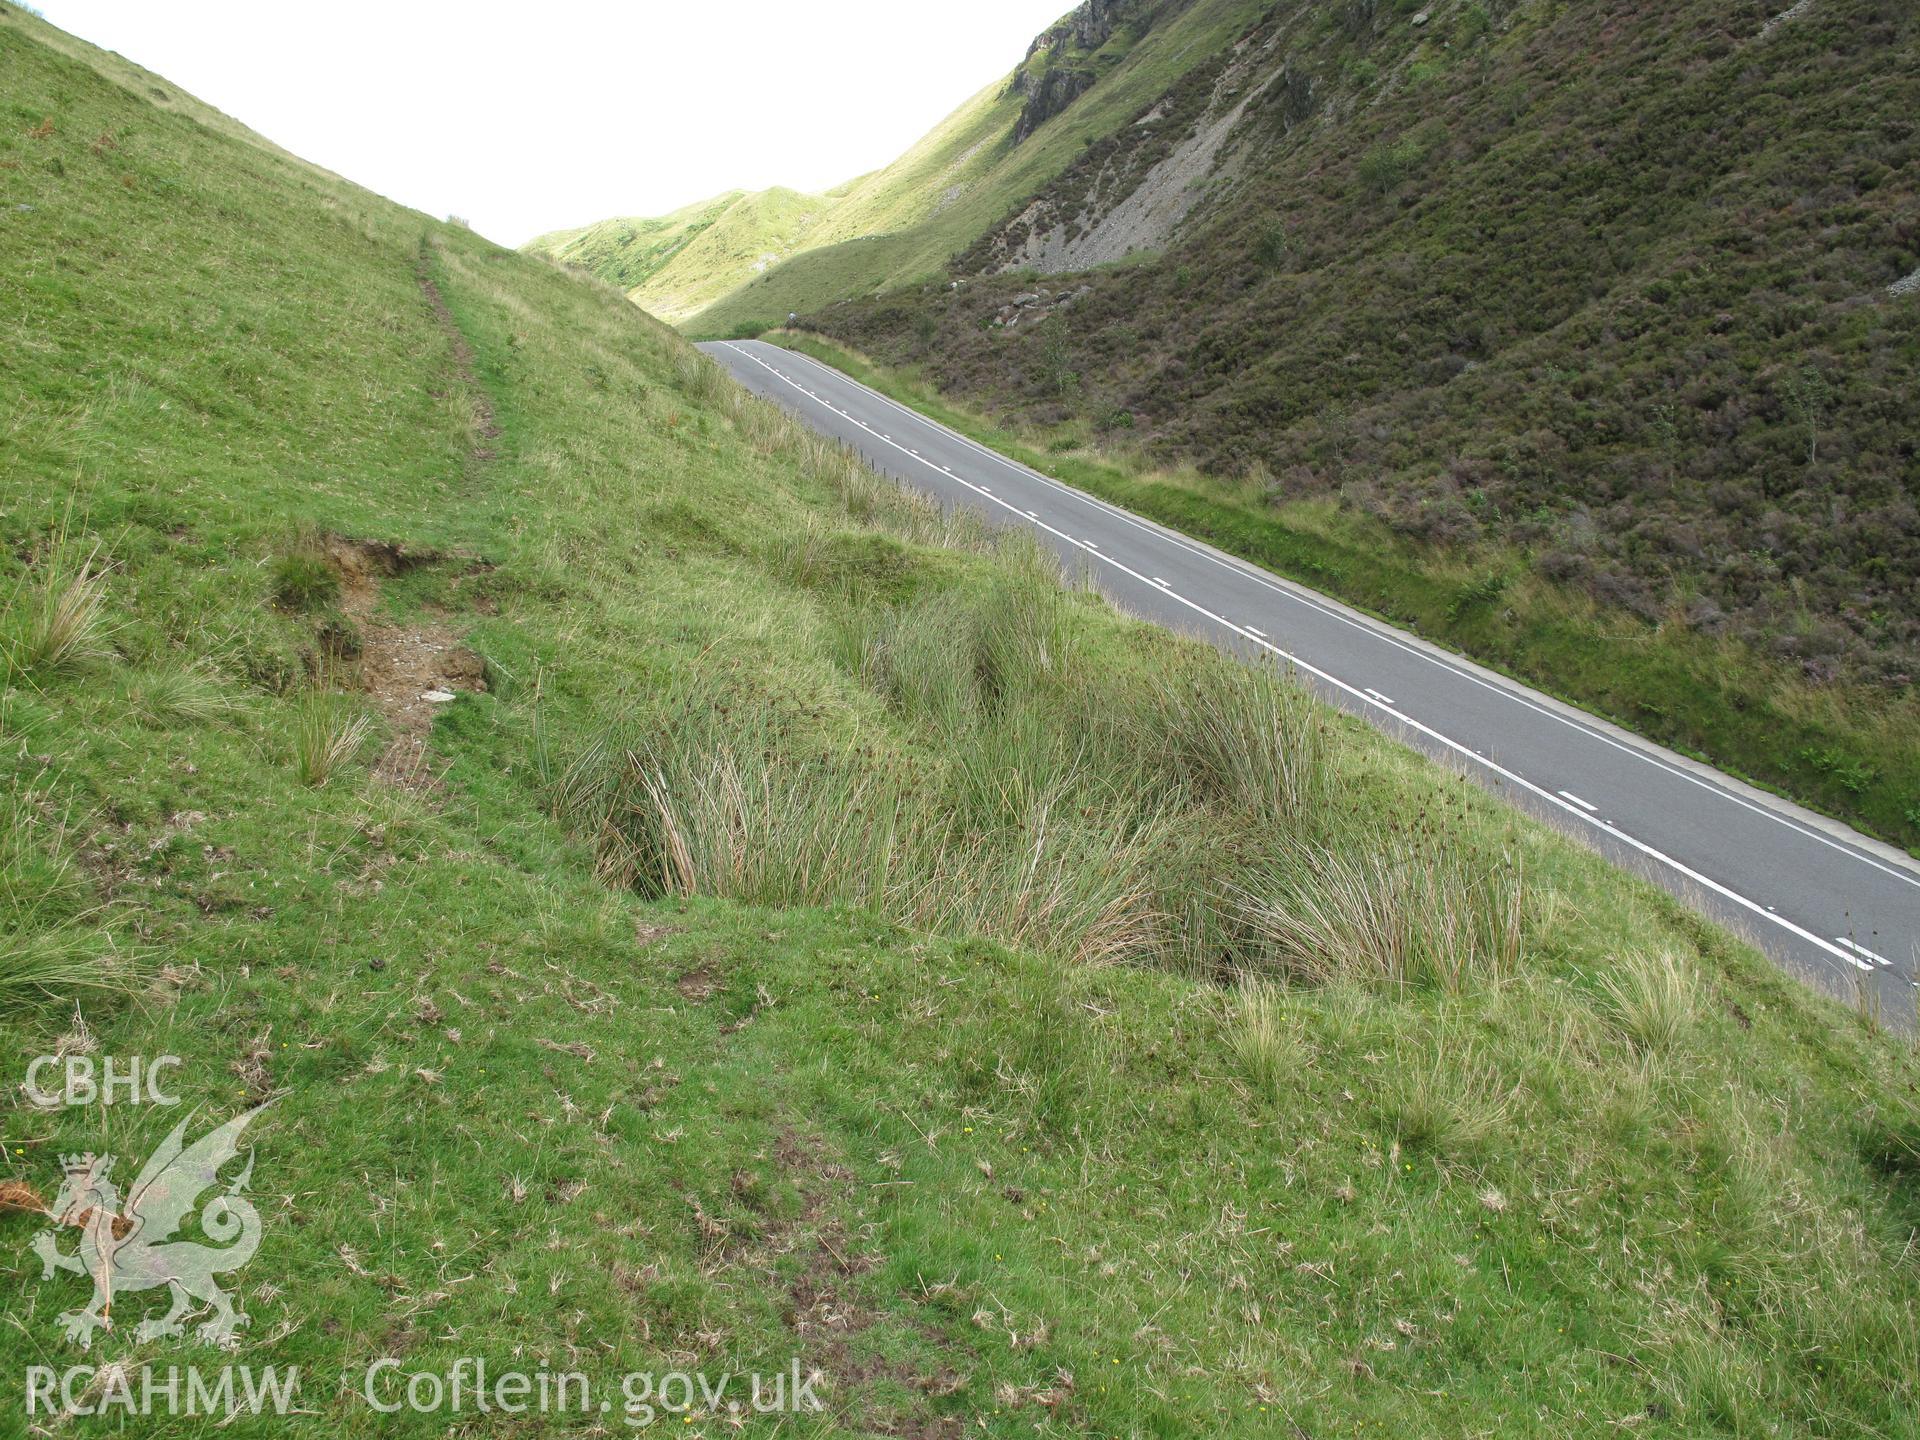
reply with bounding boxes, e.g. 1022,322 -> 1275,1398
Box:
29,1103 -> 271,1350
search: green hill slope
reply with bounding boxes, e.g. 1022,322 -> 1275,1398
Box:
631,185 -> 842,322
524,190 -> 745,291
6,8 -> 1920,1436
529,0 -> 1270,332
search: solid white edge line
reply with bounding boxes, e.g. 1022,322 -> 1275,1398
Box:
758,341 -> 1918,893
721,341 -> 1873,978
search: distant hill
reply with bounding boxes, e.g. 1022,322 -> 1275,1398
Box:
525,191 -> 745,293
529,185 -> 849,323
527,0 -> 1272,329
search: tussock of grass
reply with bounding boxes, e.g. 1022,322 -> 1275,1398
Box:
1599,949 -> 1699,1055
1138,658 -> 1329,822
561,692 -> 1168,968
292,688 -> 373,787
1389,1037 -> 1517,1156
267,521 -> 342,610
0,926 -> 126,1003
1859,1110 -> 1920,1182
0,796 -> 129,1001
1,536 -> 111,680
1231,975 -> 1296,1101
1230,837 -> 1524,992
119,661 -> 233,728
673,347 -> 737,412
268,552 -> 340,611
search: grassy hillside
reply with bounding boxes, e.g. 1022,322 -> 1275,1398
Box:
631,185 -> 844,323
6,9 -> 1920,1438
528,180 -> 886,326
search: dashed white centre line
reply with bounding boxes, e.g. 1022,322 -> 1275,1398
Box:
1836,937 -> 1893,968
1558,790 -> 1600,813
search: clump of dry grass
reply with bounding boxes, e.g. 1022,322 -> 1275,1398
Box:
2,536 -> 113,680
1230,838 -> 1524,992
1136,655 -> 1330,821
0,800 -> 133,1001
673,348 -> 736,412
1389,1037 -> 1517,1155
789,429 -> 1007,557
120,661 -> 233,728
293,689 -> 374,787
1598,950 -> 1699,1054
565,728 -> 1168,969
0,927 -> 128,1002
1231,975 -> 1297,1101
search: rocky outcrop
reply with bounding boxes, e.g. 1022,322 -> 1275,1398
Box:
1012,66 -> 1099,143
1028,0 -> 1135,59
1008,0 -> 1162,143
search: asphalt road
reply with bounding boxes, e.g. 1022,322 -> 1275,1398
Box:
701,338 -> 1920,1012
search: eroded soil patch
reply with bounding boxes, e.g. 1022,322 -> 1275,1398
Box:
675,966 -> 719,1002
323,536 -> 488,789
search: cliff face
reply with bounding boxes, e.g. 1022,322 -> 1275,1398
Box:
1008,0 -> 1166,144
1010,65 -> 1100,143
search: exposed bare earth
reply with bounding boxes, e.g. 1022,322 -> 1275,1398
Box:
323,537 -> 488,790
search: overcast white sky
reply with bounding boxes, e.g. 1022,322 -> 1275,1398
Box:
33,0 -> 1067,245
